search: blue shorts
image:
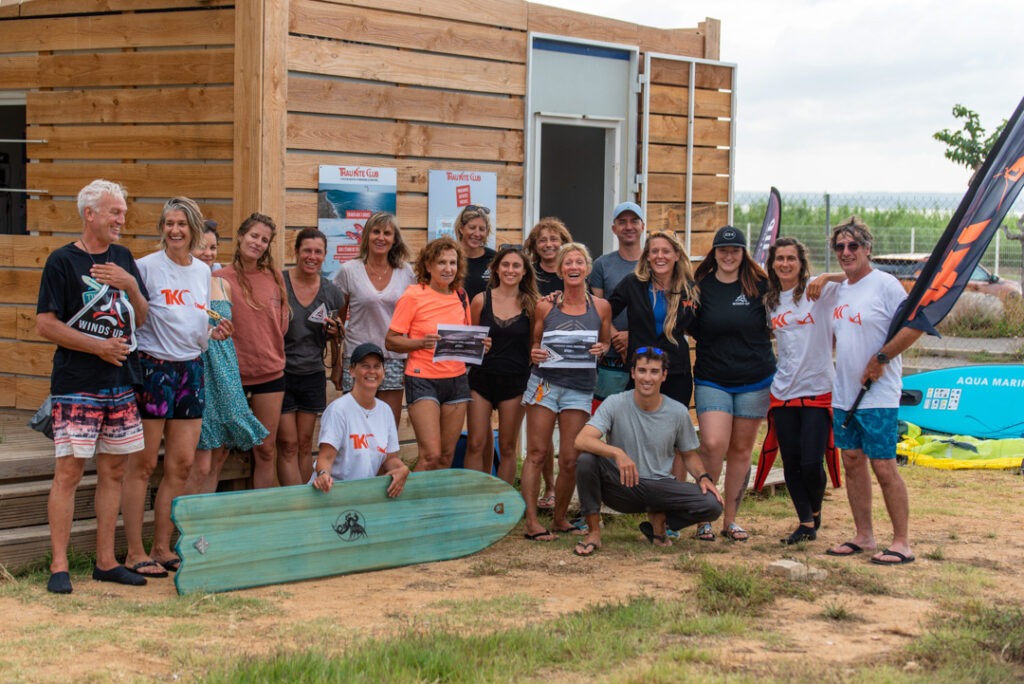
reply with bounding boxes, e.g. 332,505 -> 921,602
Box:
694,384 -> 769,419
136,353 -> 205,420
832,407 -> 898,460
522,373 -> 592,414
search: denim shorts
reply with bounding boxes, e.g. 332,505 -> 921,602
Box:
833,407 -> 898,460
522,373 -> 593,414
694,383 -> 769,419
405,374 -> 471,406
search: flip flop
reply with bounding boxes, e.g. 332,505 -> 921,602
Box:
639,521 -> 670,546
156,558 -> 181,573
870,548 -> 915,565
537,494 -> 555,510
573,541 -> 599,557
524,529 -> 556,542
127,560 -> 168,578
825,541 -> 864,557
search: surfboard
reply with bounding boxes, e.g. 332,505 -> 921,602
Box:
899,364 -> 1024,439
171,469 -> 525,595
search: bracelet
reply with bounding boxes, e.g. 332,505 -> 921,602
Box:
699,473 -> 714,483
317,470 -> 328,477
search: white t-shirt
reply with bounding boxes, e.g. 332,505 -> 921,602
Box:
769,282 -> 838,400
832,269 -> 907,410
135,250 -> 211,361
314,393 -> 400,482
333,260 -> 416,361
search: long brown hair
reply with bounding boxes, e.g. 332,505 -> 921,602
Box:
486,246 -> 540,319
635,231 -> 697,345
693,239 -> 767,299
524,217 -> 572,266
764,237 -> 811,311
358,212 -> 410,268
231,212 -> 290,322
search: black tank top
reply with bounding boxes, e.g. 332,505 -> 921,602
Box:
477,289 -> 531,376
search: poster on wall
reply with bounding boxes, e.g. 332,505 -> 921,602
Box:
427,170 -> 498,246
317,165 -> 397,279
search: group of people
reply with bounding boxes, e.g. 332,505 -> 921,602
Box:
38,179 -> 921,594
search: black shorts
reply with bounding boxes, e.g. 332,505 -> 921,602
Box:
243,375 -> 286,397
469,368 -> 528,405
281,370 -> 327,414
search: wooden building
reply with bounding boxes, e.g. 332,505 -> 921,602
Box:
0,0 -> 734,412
0,0 -> 734,568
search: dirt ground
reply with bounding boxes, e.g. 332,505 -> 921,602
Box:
1,465 -> 1022,681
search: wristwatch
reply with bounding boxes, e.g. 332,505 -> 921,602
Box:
875,351 -> 890,365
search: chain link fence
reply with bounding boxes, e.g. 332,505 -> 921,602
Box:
735,191 -> 1024,364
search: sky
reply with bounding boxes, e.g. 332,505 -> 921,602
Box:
542,0 -> 1024,195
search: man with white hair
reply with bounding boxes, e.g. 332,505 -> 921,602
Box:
36,179 -> 150,593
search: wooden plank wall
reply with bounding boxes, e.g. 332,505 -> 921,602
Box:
0,1 -> 235,408
645,53 -> 734,256
283,0 -> 718,252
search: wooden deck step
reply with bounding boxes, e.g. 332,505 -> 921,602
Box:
0,510 -> 155,572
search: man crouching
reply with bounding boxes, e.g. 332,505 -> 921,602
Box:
572,347 -> 723,556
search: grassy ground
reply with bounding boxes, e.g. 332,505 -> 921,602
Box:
1,463 -> 1022,683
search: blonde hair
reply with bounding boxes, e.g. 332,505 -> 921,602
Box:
635,231 -> 697,345
158,196 -> 205,252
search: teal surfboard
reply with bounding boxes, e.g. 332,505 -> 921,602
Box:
899,364 -> 1024,439
171,469 -> 525,595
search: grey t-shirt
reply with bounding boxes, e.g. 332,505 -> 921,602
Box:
590,251 -> 636,360
586,390 -> 698,480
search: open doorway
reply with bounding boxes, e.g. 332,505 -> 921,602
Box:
538,122 -> 617,257
0,103 -> 27,235
526,36 -> 638,259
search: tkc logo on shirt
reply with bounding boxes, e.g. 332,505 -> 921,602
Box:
161,288 -> 192,306
832,304 -> 862,326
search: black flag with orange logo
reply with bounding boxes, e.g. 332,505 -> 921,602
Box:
844,97 -> 1024,427
892,96 -> 1024,338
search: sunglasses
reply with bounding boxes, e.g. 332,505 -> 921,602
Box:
833,241 -> 862,253
635,346 -> 666,356
464,204 -> 490,215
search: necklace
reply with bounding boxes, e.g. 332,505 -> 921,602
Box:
365,262 -> 390,282
78,240 -> 108,266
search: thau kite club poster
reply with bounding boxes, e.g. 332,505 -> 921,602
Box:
317,165 -> 397,279
427,170 -> 497,245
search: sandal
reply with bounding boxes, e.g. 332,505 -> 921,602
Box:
695,522 -> 716,542
721,523 -> 749,542
537,493 -> 555,510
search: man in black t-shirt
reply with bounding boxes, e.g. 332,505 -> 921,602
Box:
35,180 -> 151,594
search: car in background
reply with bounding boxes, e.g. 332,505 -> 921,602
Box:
871,253 -> 1022,301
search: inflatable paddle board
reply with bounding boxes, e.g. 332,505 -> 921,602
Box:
171,469 -> 525,595
899,364 -> 1024,439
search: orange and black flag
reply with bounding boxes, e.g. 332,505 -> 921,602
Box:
892,96 -> 1024,338
752,187 -> 782,268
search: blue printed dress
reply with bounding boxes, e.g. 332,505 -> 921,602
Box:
197,292 -> 269,450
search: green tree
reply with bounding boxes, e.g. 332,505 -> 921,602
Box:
933,104 -> 1007,172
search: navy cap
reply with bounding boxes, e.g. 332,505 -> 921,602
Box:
350,342 -> 385,364
712,225 -> 746,249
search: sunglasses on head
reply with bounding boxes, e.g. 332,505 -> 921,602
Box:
635,346 -> 666,356
464,205 -> 490,215
833,241 -> 861,253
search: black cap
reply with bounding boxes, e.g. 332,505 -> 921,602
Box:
712,225 -> 746,249
350,342 -> 384,364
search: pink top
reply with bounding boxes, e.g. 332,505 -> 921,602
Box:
219,265 -> 288,385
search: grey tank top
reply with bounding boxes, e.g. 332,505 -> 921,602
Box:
533,294 -> 601,392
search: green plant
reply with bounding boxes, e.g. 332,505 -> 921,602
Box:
933,104 -> 1008,172
821,601 -> 857,622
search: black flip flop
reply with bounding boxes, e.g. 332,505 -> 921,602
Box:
825,541 -> 864,556
639,521 -> 668,545
128,560 -> 168,578
870,548 -> 915,565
